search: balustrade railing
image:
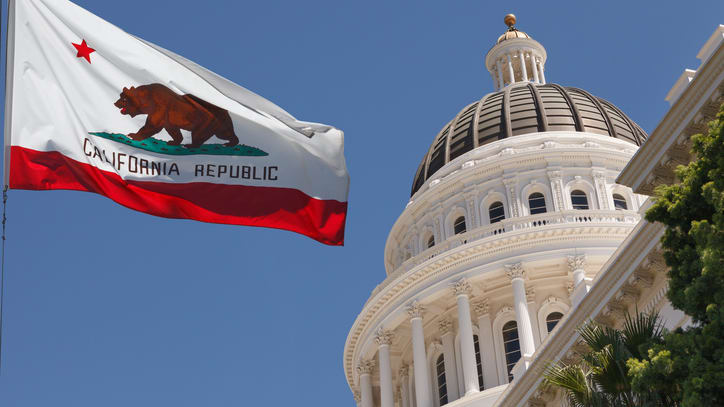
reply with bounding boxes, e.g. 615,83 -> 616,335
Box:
393,209 -> 639,276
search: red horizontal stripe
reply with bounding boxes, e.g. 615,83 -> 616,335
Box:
9,146 -> 347,245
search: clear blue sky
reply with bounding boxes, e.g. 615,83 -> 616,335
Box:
0,1 -> 721,405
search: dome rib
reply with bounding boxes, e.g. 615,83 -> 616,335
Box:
549,83 -> 584,132
502,86 -> 513,139
572,87 -> 618,139
527,83 -> 548,131
410,83 -> 648,196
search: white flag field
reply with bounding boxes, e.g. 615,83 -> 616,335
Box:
3,0 -> 349,245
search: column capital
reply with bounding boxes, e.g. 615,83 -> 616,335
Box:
399,364 -> 410,378
357,359 -> 376,375
406,300 -> 426,319
567,254 -> 586,272
505,263 -> 525,280
473,299 -> 490,316
438,318 -> 454,335
451,278 -> 472,296
526,286 -> 535,302
375,327 -> 395,346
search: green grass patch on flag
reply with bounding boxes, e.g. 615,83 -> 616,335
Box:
89,132 -> 268,157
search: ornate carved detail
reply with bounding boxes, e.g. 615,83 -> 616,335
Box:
356,359 -> 375,375
525,286 -> 536,302
473,299 -> 490,316
567,281 -> 575,294
567,254 -> 586,272
505,262 -> 525,280
438,318 -> 454,335
374,327 -> 394,346
398,364 -> 410,378
353,390 -> 361,403
548,170 -> 565,210
543,295 -> 560,306
451,278 -> 472,296
406,300 -> 426,319
497,305 -> 514,319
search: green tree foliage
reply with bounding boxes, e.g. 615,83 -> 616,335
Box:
635,103 -> 724,406
544,312 -> 668,406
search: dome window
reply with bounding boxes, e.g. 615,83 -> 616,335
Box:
546,312 -> 564,333
453,216 -> 467,235
489,202 -> 506,224
571,190 -> 589,210
528,192 -> 547,215
474,334 -> 484,390
436,354 -> 448,405
613,194 -> 628,210
502,320 -> 521,383
427,235 -> 435,249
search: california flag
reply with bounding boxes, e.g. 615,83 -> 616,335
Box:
3,0 -> 349,245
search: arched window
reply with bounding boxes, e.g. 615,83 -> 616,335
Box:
453,216 -> 467,235
546,312 -> 564,333
436,354 -> 448,405
473,334 -> 484,390
502,321 -> 521,383
613,194 -> 628,210
427,235 -> 435,249
528,192 -> 547,215
571,190 -> 589,210
489,202 -> 505,223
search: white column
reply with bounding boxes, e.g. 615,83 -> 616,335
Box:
505,264 -> 536,357
495,59 -> 505,90
526,287 -> 541,347
495,61 -> 504,90
357,359 -> 376,407
506,54 -> 515,85
568,255 -> 590,306
531,53 -> 540,83
399,366 -> 410,407
408,300 -> 432,407
537,58 -> 546,84
518,50 -> 528,82
474,299 -> 499,389
452,279 -> 480,395
438,319 -> 460,401
376,328 -> 395,407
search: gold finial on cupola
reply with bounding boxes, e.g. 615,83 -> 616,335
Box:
504,14 -> 517,29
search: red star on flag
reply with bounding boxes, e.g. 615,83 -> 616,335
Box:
72,39 -> 95,63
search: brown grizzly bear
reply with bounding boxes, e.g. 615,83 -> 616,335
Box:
114,83 -> 239,149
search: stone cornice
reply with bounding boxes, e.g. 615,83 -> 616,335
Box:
618,43 -> 724,193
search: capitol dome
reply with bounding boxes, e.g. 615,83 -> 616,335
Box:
411,84 -> 648,195
344,15 -> 650,407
